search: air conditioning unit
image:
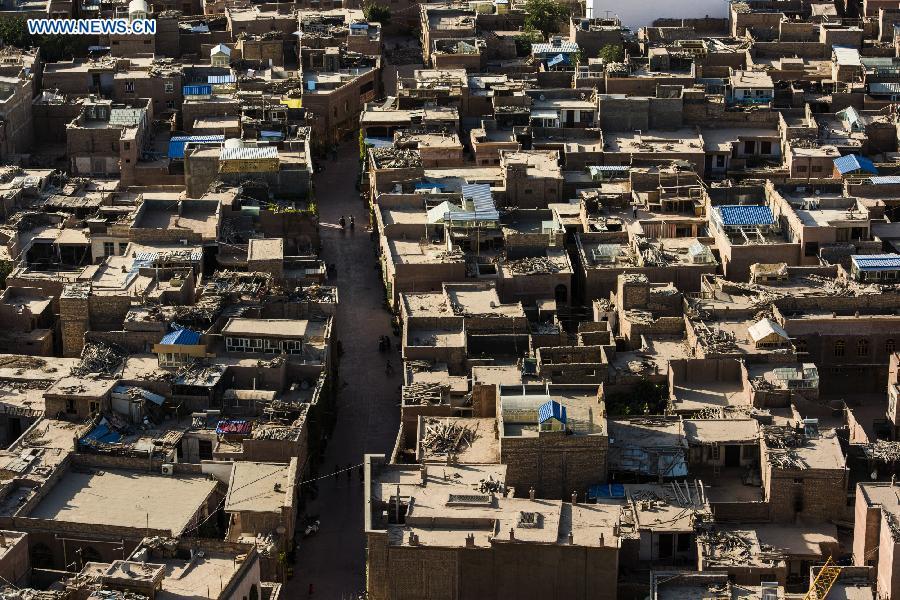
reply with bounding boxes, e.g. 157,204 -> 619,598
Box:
161,464 -> 175,476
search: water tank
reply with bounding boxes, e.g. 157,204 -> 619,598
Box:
224,138 -> 243,149
128,0 -> 148,17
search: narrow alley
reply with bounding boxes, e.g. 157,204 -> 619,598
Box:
287,142 -> 401,598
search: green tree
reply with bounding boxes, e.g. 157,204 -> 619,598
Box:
513,30 -> 542,57
363,3 -> 391,25
0,15 -> 90,61
523,0 -> 569,39
597,43 -> 624,63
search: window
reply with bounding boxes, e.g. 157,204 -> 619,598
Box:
103,241 -> 114,256
89,401 -> 100,413
65,399 -> 77,414
760,141 -> 772,154
715,155 -> 726,168
834,340 -> 845,357
804,241 -> 819,257
165,82 -> 174,93
888,339 -> 896,354
124,81 -> 135,93
166,100 -> 175,109
811,165 -> 822,172
858,339 -> 870,357
123,142 -> 130,150
743,140 -> 756,154
119,242 -> 128,254
796,165 -> 808,173
794,339 -> 807,353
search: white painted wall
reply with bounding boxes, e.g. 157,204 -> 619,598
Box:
592,0 -> 729,29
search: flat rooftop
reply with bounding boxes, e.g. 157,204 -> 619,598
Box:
225,461 -> 291,514
30,468 -> 217,534
221,318 -> 325,339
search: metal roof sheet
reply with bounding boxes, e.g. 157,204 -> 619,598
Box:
748,318 -> 789,343
183,84 -> 212,96
716,205 -> 774,226
167,134 -> 224,159
220,146 -> 278,161
869,175 -> 900,184
538,399 -> 566,424
207,74 -> 236,84
460,183 -> 499,221
834,153 -> 877,175
869,82 -> 900,95
160,328 -> 201,345
532,40 -> 579,54
833,46 -> 861,67
852,253 -> 900,271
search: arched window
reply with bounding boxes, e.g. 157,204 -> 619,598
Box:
858,339 -> 870,357
30,543 -> 54,569
834,340 -> 845,357
888,339 -> 896,355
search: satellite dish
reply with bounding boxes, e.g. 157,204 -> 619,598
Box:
539,94 -> 545,101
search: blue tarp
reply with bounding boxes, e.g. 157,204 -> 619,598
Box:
80,418 -> 121,445
588,483 -> 625,500
834,154 -> 878,175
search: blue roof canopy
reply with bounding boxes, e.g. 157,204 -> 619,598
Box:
716,205 -> 774,227
160,328 -> 201,345
167,134 -> 224,159
852,253 -> 900,271
538,399 -> 566,424
834,154 -> 878,175
183,84 -> 212,96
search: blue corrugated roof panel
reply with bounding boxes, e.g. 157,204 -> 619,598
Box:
167,134 -> 224,159
160,328 -> 201,345
834,154 -> 878,175
538,399 -> 566,424
183,84 -> 212,96
852,253 -> 900,271
717,205 -> 774,227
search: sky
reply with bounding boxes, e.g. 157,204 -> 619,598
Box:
591,0 -> 730,29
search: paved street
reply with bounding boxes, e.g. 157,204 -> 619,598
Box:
287,142 -> 401,598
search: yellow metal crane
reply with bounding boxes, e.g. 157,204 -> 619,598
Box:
804,556 -> 842,600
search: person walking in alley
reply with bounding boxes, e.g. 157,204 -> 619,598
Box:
338,215 -> 346,231
349,215 -> 355,231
